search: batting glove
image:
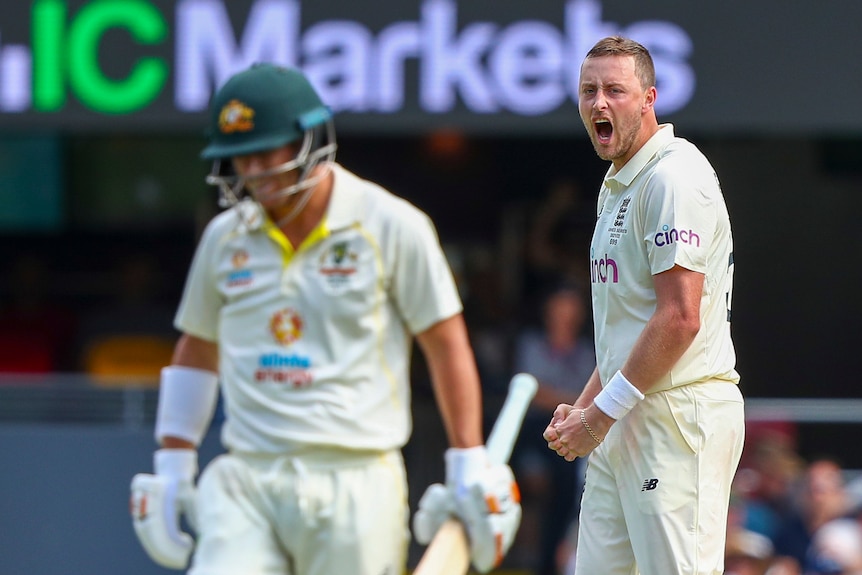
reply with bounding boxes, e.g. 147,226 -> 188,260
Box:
445,446 -> 522,573
130,449 -> 198,569
413,483 -> 457,545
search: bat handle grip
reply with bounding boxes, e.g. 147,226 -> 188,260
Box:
485,373 -> 538,464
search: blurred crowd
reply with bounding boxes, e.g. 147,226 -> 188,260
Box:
2,176 -> 861,575
724,422 -> 862,575
0,250 -> 178,384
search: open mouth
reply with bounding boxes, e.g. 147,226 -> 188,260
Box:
594,119 -> 613,144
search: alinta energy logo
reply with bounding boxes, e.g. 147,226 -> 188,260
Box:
0,0 -> 695,118
255,350 -> 313,387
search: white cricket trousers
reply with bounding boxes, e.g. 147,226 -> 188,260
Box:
575,381 -> 744,575
188,447 -> 410,575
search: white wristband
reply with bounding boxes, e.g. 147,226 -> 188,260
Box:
154,448 -> 198,480
594,370 -> 645,420
155,366 -> 219,446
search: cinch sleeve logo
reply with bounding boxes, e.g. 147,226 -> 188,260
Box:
590,249 -> 618,284
654,225 -> 701,247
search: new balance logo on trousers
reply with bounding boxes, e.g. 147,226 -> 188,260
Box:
641,478 -> 659,491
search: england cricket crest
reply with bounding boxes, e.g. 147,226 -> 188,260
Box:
317,240 -> 358,294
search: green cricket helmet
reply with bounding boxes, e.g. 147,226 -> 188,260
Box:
202,63 -> 337,218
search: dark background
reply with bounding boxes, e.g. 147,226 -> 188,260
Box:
3,132 -> 860,400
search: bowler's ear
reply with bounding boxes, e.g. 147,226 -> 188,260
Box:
643,86 -> 657,114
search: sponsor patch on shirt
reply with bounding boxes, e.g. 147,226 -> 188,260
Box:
227,249 -> 254,287
317,240 -> 358,294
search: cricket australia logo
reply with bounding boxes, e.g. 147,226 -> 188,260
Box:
219,99 -> 255,133
318,240 -> 358,294
270,308 -> 304,346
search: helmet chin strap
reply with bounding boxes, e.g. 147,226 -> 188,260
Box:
268,161 -> 333,227
206,118 -> 338,230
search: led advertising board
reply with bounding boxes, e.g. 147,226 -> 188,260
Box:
0,0 -> 859,135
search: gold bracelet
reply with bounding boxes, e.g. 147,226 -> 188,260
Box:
580,410 -> 602,445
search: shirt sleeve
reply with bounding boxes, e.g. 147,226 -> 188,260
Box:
640,156 -> 718,276
389,205 -> 463,335
174,219 -> 224,341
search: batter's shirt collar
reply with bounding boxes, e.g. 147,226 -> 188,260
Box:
605,124 -> 675,188
325,163 -> 366,231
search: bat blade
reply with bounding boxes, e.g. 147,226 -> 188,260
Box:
412,520 -> 470,575
413,373 -> 538,575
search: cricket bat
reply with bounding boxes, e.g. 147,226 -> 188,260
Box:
413,373 -> 538,575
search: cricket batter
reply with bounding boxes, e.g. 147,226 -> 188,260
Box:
544,36 -> 745,574
129,63 -> 520,575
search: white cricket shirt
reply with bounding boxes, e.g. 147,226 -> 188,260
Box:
590,125 -> 739,392
175,163 -> 463,454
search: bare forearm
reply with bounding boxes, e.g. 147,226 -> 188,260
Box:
621,307 -> 699,392
573,367 -> 603,409
161,437 -> 196,449
417,315 -> 484,448
171,333 -> 219,372
621,266 -> 703,393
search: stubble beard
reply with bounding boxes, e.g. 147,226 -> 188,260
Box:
591,114 -> 641,164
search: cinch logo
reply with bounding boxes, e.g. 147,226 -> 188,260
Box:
590,252 -> 618,284
654,225 -> 700,248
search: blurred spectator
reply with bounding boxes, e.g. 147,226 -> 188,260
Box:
0,252 -> 77,374
733,421 -> 805,541
523,178 -> 594,296
773,458 -> 853,571
807,518 -> 862,574
458,243 -> 517,396
724,527 -> 776,575
724,446 -> 802,575
511,282 -> 595,575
